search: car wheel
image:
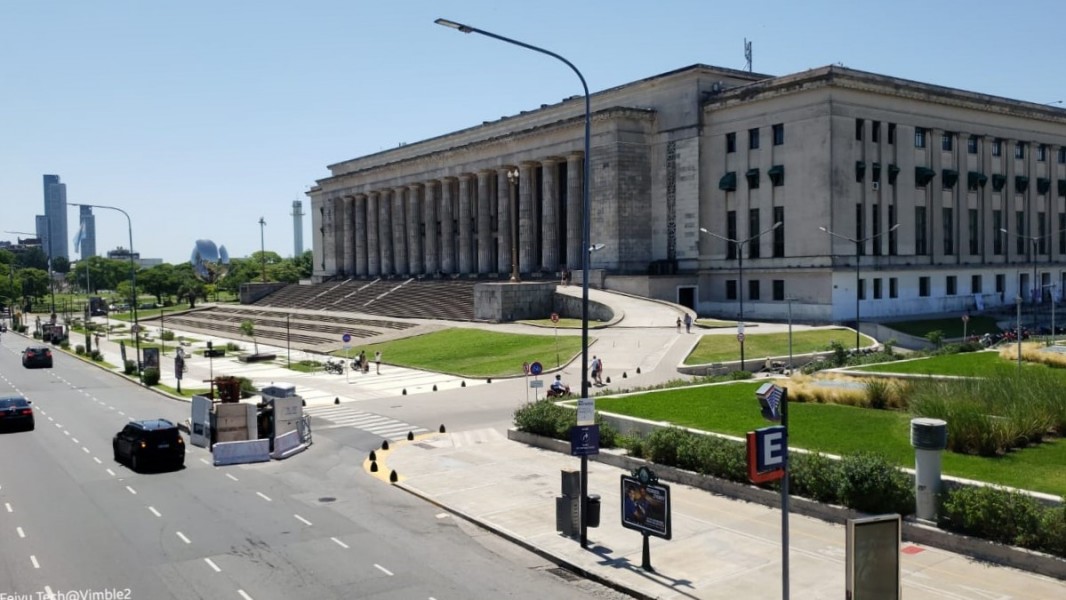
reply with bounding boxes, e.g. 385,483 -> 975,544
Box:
112,442 -> 121,463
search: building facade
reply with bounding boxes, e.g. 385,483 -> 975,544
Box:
76,205 -> 96,259
309,64 -> 1066,322
41,174 -> 68,260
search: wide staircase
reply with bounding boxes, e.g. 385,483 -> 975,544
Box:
255,278 -> 479,321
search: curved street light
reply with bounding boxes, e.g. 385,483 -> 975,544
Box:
819,223 -> 900,352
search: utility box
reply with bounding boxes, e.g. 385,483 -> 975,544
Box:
556,469 -> 582,537
561,469 -> 581,497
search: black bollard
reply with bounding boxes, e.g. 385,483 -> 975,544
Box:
460,380 -> 466,387
606,376 -> 611,384
636,367 -> 642,374
622,372 -> 628,378
407,431 -> 414,441
369,450 -> 377,462
334,397 -> 340,405
389,470 -> 398,483
432,384 -> 437,391
381,439 -> 389,451
370,461 -> 378,472
402,388 -> 407,395
486,378 -> 492,383
439,424 -> 446,433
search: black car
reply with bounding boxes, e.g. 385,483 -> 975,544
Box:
22,345 -> 53,368
112,419 -> 185,472
0,396 -> 35,432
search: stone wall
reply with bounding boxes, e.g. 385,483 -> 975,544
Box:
239,282 -> 289,305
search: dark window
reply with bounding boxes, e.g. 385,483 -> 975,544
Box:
972,275 -> 982,294
996,274 -> 1006,294
772,206 -> 785,257
726,133 -> 736,153
772,123 -> 784,146
772,279 -> 785,301
872,203 -> 881,256
726,211 -> 737,259
915,127 -> 926,148
1060,212 -> 1066,254
1038,144 -> 1048,161
749,128 -> 760,150
748,208 -> 761,258
873,278 -> 882,299
946,276 -> 957,296
887,123 -> 896,145
888,205 -> 898,255
855,119 -> 864,141
919,276 -> 931,297
1015,141 -> 1025,159
1038,212 -> 1047,254
915,206 -> 927,255
992,139 -> 1002,156
943,207 -> 954,255
889,277 -> 898,298
726,279 -> 737,301
1016,211 -> 1026,255
748,279 -> 760,301
858,278 -> 866,300
856,203 -> 865,255
968,135 -> 979,154
1059,147 -> 1066,163
968,209 -> 979,255
942,132 -> 953,151
993,210 -> 1003,255
872,121 -> 881,143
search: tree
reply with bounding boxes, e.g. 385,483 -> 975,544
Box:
269,260 -> 301,284
51,256 -> 70,274
19,268 -> 49,304
15,247 -> 48,271
239,319 -> 259,355
176,277 -> 204,308
138,263 -> 178,304
295,250 -> 313,279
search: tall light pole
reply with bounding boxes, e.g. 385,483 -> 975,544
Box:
819,223 -> 900,352
506,168 -> 521,282
700,222 -> 782,369
436,16 -> 594,548
69,203 -> 141,381
1016,295 -> 1023,371
259,217 -> 267,283
1043,283 -> 1058,345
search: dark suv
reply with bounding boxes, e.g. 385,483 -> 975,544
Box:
0,396 -> 34,432
113,419 -> 185,472
22,346 -> 53,368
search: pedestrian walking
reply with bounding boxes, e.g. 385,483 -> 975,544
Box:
591,355 -> 604,386
375,350 -> 382,374
676,316 -> 682,333
683,313 -> 693,333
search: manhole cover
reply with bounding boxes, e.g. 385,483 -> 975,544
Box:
318,497 -> 336,503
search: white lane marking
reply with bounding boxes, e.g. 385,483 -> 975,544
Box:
30,555 -> 39,569
44,586 -> 53,599
176,531 -> 191,544
4,503 -> 11,513
226,473 -> 239,481
47,416 -> 53,421
118,411 -> 125,416
237,590 -> 254,600
72,437 -> 79,444
126,486 -> 137,495
374,564 -> 393,576
109,406 -> 115,410
93,457 -> 102,464
17,526 -> 25,538
204,557 -> 221,573
54,423 -> 61,428
106,469 -> 116,477
256,492 -> 272,502
82,447 -> 90,454
330,537 -> 349,549
128,417 -> 134,422
148,506 -> 161,518
200,458 -> 210,465
63,430 -> 69,436
294,514 -> 312,526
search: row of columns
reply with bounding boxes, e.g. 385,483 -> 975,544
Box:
329,154 -> 585,278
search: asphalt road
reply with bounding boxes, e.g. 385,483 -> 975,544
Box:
0,337 -> 631,600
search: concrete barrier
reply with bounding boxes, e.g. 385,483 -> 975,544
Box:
271,430 -> 307,460
212,439 -> 270,466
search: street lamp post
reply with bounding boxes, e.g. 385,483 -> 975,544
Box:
437,16 -> 594,548
506,169 -> 521,282
69,203 -> 141,381
819,223 -> 900,353
700,222 -> 782,369
1016,295 -> 1023,371
259,217 -> 267,283
1043,283 -> 1058,346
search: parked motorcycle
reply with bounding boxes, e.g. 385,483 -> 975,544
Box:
324,359 -> 344,374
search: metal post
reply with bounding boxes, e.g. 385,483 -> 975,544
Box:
507,169 -> 520,282
286,313 -> 291,367
787,297 -> 794,373
738,240 -> 745,369
781,386 -> 791,600
1016,296 -> 1023,370
259,217 -> 267,283
160,308 -> 165,357
855,239 -> 861,352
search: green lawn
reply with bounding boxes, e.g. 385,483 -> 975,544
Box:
684,328 -> 874,365
885,315 -> 1001,338
331,328 -> 587,377
596,382 -> 1066,496
695,319 -> 738,329
517,317 -> 606,329
850,350 -> 1046,377
156,384 -> 212,398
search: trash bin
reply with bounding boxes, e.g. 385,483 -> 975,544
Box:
586,494 -> 601,528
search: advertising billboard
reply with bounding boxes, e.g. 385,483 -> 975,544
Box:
620,475 -> 672,539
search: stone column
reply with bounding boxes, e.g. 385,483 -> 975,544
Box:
379,189 -> 394,276
476,170 -> 493,274
342,196 -> 355,276
497,168 -> 513,274
519,162 -> 535,273
566,153 -> 584,269
366,191 -> 380,276
441,177 -> 456,274
321,198 -> 336,274
424,181 -> 440,275
407,184 -> 423,275
541,158 -> 560,272
393,186 -> 408,275
458,174 -> 473,274
333,197 -> 345,274
354,194 -> 368,276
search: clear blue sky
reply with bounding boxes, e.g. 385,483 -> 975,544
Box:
3,0 -> 1063,264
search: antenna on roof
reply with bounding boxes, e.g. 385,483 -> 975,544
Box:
744,39 -> 753,73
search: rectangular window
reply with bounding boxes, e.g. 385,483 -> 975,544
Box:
889,277 -> 898,298
1059,147 -> 1066,164
772,123 -> 784,146
873,278 -> 882,299
872,203 -> 882,255
996,274 -> 1006,294
726,132 -> 736,153
993,210 -> 1003,255
772,279 -> 785,301
1060,212 -> 1066,254
726,279 -> 737,301
1015,141 -> 1026,159
855,119 -> 864,141
1016,211 -> 1026,255
943,207 -> 954,255
1039,212 -> 1047,254
992,139 -> 1002,156
872,121 -> 880,143
1038,144 -> 1048,161
856,203 -> 865,255
858,278 -> 866,300
749,128 -> 760,150
967,135 -> 979,154
972,275 -> 982,294
915,127 -> 926,148
772,206 -> 785,257
748,208 -> 761,258
919,276 -> 930,297
968,208 -> 979,255
942,132 -> 953,151
946,276 -> 957,296
726,211 -> 737,260
888,205 -> 898,255
915,206 -> 927,255
748,279 -> 760,301
887,123 -> 896,145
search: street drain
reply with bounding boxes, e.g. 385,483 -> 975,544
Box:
546,567 -> 581,582
318,497 -> 336,503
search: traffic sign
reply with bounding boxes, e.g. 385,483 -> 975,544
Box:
570,424 -> 599,456
961,314 -> 969,323
529,361 -> 543,376
551,312 -> 559,323
342,333 -> 352,343
576,397 -> 595,425
737,332 -> 745,343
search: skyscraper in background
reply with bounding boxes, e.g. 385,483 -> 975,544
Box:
291,199 -> 304,257
42,174 -> 68,260
75,204 -> 96,259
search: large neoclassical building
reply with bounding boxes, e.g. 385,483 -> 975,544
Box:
309,63 -> 1066,322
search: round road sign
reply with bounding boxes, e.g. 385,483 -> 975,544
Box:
737,333 -> 745,343
551,312 -> 559,323
342,333 -> 352,343
961,314 -> 969,323
530,361 -> 543,376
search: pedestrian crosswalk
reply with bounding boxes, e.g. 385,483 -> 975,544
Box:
303,404 -> 427,440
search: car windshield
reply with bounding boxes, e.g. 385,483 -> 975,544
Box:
0,398 -> 29,409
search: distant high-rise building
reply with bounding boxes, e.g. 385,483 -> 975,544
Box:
42,174 -> 68,260
291,199 -> 304,257
76,205 -> 96,259
35,215 -> 48,251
